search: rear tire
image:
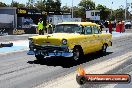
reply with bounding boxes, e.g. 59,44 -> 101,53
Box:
35,55 -> 44,63
100,44 -> 107,54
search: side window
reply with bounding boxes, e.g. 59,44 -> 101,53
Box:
91,12 -> 94,16
85,26 -> 92,34
73,26 -> 82,34
93,26 -> 99,34
95,12 -> 100,16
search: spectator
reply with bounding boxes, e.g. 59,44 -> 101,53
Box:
37,18 -> 44,35
119,20 -> 124,33
46,21 -> 53,34
104,21 -> 108,28
108,21 -> 113,34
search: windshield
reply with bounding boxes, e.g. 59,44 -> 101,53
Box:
54,24 -> 83,34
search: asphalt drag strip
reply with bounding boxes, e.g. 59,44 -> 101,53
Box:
35,52 -> 132,88
0,33 -> 132,88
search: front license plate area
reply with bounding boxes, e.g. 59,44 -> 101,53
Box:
48,52 -> 62,56
54,52 -> 62,56
35,50 -> 47,55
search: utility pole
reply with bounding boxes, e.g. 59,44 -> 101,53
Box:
111,2 -> 113,16
125,0 -> 127,21
71,0 -> 73,18
41,0 -> 42,12
12,0 -> 13,7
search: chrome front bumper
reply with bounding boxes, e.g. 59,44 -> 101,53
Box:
33,45 -> 73,58
35,51 -> 73,58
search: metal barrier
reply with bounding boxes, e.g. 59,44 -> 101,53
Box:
0,42 -> 13,48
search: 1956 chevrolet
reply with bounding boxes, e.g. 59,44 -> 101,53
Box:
28,22 -> 112,62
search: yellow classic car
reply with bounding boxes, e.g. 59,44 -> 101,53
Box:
28,22 -> 112,62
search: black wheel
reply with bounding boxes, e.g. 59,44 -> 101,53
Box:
100,44 -> 107,54
72,47 -> 84,62
76,75 -> 87,85
35,55 -> 45,62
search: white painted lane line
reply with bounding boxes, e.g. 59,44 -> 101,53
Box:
11,40 -> 29,47
0,48 -> 28,55
0,40 -> 29,55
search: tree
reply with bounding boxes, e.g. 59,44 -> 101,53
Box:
78,0 -> 96,21
11,1 -> 25,8
73,6 -> 84,18
61,5 -> 71,12
53,0 -> 61,11
0,2 -> 7,7
113,8 -> 125,21
34,0 -> 46,11
46,0 -> 61,11
26,0 -> 35,9
79,0 -> 95,10
96,4 -> 111,21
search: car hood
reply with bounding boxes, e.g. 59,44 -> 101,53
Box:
31,33 -> 83,46
32,33 -> 82,39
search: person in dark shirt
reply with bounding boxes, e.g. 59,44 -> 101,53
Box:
108,21 -> 113,34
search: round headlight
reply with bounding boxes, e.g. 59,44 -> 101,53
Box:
62,39 -> 67,45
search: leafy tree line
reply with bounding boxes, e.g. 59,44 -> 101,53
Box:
0,0 -> 131,21
62,0 -> 131,21
0,0 -> 61,11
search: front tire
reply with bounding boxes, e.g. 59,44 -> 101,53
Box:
35,55 -> 44,62
72,47 -> 84,62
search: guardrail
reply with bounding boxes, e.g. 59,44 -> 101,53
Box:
0,42 -> 13,48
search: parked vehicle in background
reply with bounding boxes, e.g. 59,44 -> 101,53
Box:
125,21 -> 132,29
